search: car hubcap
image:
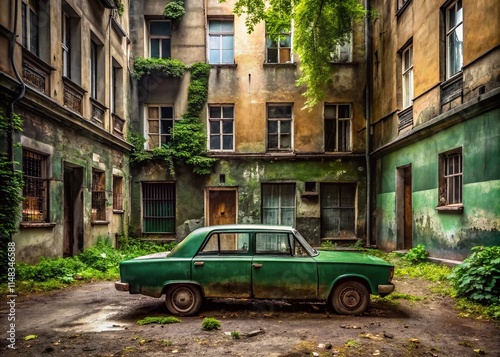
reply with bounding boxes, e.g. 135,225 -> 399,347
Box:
340,287 -> 361,310
173,288 -> 194,311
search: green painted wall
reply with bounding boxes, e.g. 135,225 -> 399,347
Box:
376,109 -> 500,260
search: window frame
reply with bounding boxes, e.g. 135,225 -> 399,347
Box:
208,105 -> 234,152
445,0 -> 463,79
208,19 -> 235,65
261,183 -> 296,226
148,19 -> 172,59
91,169 -> 106,222
22,0 -> 39,56
331,33 -> 353,63
90,39 -> 98,99
22,148 -> 49,223
265,25 -> 293,64
146,104 -> 175,150
324,103 -> 352,152
320,182 -> 357,238
402,43 -> 414,109
113,175 -> 123,212
438,148 -> 463,208
62,12 -> 71,78
142,182 -> 176,234
266,103 -> 293,151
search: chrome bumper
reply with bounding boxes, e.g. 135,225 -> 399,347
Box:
378,283 -> 395,296
115,281 -> 129,292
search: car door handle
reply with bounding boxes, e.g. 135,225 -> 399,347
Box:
194,261 -> 204,266
252,263 -> 262,269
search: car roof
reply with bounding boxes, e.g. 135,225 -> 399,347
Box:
195,224 -> 295,233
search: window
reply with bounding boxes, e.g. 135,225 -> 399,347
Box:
198,233 -> 250,255
398,0 -> 411,10
208,19 -> 234,64
111,60 -> 123,115
62,13 -> 71,77
22,149 -> 48,222
266,25 -> 292,63
331,35 -> 352,63
267,104 -> 292,151
262,183 -> 296,226
445,0 -> 463,79
320,183 -> 356,237
22,0 -> 39,55
90,40 -> 98,99
209,105 -> 234,151
439,149 -> 462,206
113,176 -> 123,211
402,44 -> 414,108
324,104 -> 351,152
255,232 -> 291,254
91,170 -> 106,221
142,182 -> 175,233
149,20 -> 171,58
147,105 -> 174,149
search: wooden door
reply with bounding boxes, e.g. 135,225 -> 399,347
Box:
208,189 -> 237,226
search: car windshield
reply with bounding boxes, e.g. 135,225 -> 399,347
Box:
293,229 -> 318,257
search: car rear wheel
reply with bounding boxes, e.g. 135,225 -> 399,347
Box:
331,281 -> 370,315
165,284 -> 202,316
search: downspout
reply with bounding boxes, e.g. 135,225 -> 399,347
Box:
7,0 -> 26,164
364,0 -> 372,247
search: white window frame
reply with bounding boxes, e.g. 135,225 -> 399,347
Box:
146,105 -> 175,149
445,0 -> 463,79
208,19 -> 234,64
208,105 -> 235,152
62,12 -> 71,77
402,44 -> 414,109
148,20 -> 171,59
266,25 -> 293,63
324,104 -> 352,152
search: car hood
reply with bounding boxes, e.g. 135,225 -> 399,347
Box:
315,250 -> 392,266
133,251 -> 170,260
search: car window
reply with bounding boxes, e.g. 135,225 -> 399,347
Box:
291,236 -> 310,257
255,233 -> 291,255
197,232 -> 250,256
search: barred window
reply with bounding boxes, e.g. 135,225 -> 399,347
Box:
92,170 -> 106,221
142,182 -> 175,233
22,149 -> 49,222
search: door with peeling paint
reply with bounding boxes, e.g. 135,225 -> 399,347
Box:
207,189 -> 237,226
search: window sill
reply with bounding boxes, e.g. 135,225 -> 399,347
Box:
435,204 -> 463,212
211,64 -> 237,69
263,62 -> 297,67
20,222 -> 56,228
113,209 -> 124,214
91,220 -> 110,225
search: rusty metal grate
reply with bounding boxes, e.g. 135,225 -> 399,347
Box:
142,182 -> 175,233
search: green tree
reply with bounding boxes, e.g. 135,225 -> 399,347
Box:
222,0 -> 367,108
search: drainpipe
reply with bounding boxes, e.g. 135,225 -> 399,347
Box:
7,0 -> 26,163
364,0 -> 372,247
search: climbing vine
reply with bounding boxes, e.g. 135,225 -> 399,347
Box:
163,0 -> 185,20
132,57 -> 187,80
129,62 -> 216,176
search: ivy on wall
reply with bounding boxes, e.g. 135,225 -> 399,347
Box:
132,57 -> 187,80
163,0 -> 185,21
129,62 -> 216,176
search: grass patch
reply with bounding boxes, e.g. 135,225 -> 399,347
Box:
383,292 -> 425,302
137,316 -> 181,325
201,317 -> 221,331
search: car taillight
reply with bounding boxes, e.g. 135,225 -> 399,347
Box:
389,266 -> 394,282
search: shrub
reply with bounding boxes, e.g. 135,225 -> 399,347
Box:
137,316 -> 181,325
202,317 -> 221,331
449,246 -> 500,305
163,0 -> 185,20
17,257 -> 85,282
404,244 -> 428,264
132,57 -> 186,80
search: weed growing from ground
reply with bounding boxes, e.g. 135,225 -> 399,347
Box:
201,317 -> 221,331
137,316 -> 181,325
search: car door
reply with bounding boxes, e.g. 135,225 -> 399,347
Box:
191,231 -> 252,298
251,232 -> 318,300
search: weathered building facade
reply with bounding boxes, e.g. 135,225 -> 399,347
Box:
370,0 -> 500,260
128,0 -> 369,246
0,0 -> 132,263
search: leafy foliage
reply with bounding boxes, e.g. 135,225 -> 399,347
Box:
404,244 -> 429,264
132,57 -> 187,80
137,316 -> 181,325
202,317 -> 221,331
164,0 -> 185,20
224,0 -> 368,108
449,246 -> 500,304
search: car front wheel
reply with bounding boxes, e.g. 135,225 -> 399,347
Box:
165,284 -> 202,316
331,281 -> 370,315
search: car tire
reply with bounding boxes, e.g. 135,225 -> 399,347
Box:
331,280 -> 370,315
165,284 -> 202,316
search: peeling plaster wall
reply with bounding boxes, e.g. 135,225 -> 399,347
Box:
375,109 -> 500,260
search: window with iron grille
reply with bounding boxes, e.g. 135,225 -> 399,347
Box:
149,20 -> 171,59
262,183 -> 296,226
445,0 -> 463,79
147,105 -> 174,149
320,183 -> 356,238
142,182 -> 175,233
113,176 -> 123,211
22,148 -> 49,222
209,105 -> 234,151
266,24 -> 292,63
324,104 -> 351,152
267,104 -> 292,151
208,19 -> 234,64
22,0 -> 39,55
439,149 -> 463,205
91,170 -> 106,221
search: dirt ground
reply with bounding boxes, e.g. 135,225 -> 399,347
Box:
1,277 -> 499,357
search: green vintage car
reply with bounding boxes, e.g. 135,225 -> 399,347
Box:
115,224 -> 394,316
